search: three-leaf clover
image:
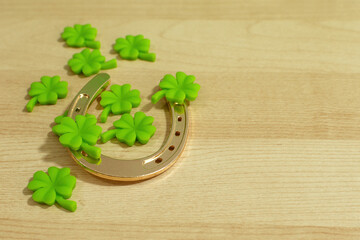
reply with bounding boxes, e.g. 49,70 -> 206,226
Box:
152,72 -> 200,104
61,24 -> 100,49
27,167 -> 77,212
113,35 -> 156,62
99,84 -> 141,123
68,49 -> 117,77
52,114 -> 102,159
101,112 -> 156,146
26,76 -> 68,112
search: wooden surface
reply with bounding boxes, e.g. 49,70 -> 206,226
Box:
1,0 -> 360,239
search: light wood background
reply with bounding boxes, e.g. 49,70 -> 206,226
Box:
1,0 -> 360,239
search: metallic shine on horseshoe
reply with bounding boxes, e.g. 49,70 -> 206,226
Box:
66,73 -> 188,181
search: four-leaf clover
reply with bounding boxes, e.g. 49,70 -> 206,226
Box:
99,84 -> 141,123
61,24 -> 100,49
26,76 -> 68,112
68,49 -> 117,77
113,35 -> 156,62
152,72 -> 200,104
52,114 -> 102,159
27,167 -> 77,212
101,112 -> 156,146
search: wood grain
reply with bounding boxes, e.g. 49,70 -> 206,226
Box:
1,0 -> 360,239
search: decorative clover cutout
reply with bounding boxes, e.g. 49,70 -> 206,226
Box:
68,49 -> 117,77
152,72 -> 200,104
26,76 -> 68,112
113,35 -> 156,62
27,167 -> 77,212
52,114 -> 102,159
101,112 -> 156,146
99,84 -> 141,123
61,24 -> 100,49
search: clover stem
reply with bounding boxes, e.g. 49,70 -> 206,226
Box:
101,129 -> 117,143
101,59 -> 117,70
26,96 -> 38,112
138,52 -> 156,62
100,105 -> 111,123
81,142 -> 101,159
84,40 -> 101,49
55,195 -> 77,212
151,90 -> 166,104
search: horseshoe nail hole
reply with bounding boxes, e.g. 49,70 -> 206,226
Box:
175,131 -> 181,136
79,93 -> 89,98
75,107 -> 81,112
177,116 -> 182,122
155,158 -> 163,164
81,151 -> 88,157
169,145 -> 175,151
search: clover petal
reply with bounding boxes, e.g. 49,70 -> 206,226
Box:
134,35 -> 150,52
26,76 -> 68,112
68,49 -> 117,77
113,34 -> 156,62
99,84 -> 141,123
53,116 -> 78,135
27,171 -> 51,191
40,76 -> 55,87
61,26 -> 76,38
116,128 -> 137,146
182,83 -> 200,101
113,113 -> 134,128
99,91 -> 118,106
59,132 -> 82,150
159,74 -> 178,89
165,89 -> 186,104
135,129 -> 155,144
28,82 -> 47,96
27,180 -> 49,191
114,38 -> 130,51
54,81 -> 68,98
32,187 -> 56,205
54,110 -> 94,124
119,47 -> 139,60
151,72 -> 200,104
101,112 -> 156,146
38,91 -> 58,105
47,166 -> 60,182
52,115 -> 102,160
61,24 -> 100,49
111,101 -> 132,114
81,117 -> 102,145
27,167 -> 77,212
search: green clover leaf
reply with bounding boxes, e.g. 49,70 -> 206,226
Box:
99,84 -> 141,123
61,24 -> 100,49
151,72 -> 200,104
52,114 -> 102,160
26,76 -> 68,112
27,167 -> 77,212
54,110 -> 69,124
101,112 -> 156,146
113,35 -> 156,62
54,110 -> 94,124
68,49 -> 117,77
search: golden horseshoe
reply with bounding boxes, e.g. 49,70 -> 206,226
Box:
66,73 -> 188,181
